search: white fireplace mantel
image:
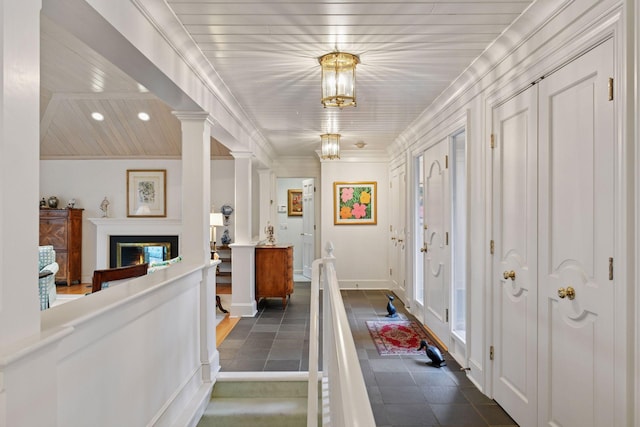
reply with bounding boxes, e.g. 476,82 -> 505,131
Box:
89,218 -> 182,269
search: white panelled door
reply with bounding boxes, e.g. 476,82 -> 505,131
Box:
492,85 -> 538,427
389,171 -> 400,290
491,38 -> 616,427
537,39 -> 614,427
390,166 -> 407,301
301,178 -> 315,278
397,166 -> 407,299
423,139 -> 450,344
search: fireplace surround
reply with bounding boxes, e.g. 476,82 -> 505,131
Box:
89,218 -> 182,271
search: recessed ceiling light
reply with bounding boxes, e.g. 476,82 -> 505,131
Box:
91,112 -> 104,121
138,112 -> 150,121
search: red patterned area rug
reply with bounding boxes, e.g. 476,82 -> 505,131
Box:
366,320 -> 431,356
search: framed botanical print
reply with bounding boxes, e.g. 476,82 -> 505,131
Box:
333,181 -> 377,225
287,189 -> 303,216
127,169 -> 167,217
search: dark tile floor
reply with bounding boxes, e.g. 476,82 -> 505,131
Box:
217,283 -> 518,427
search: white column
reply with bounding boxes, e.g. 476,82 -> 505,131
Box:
173,112 -> 213,265
0,4 -> 57,427
231,152 -> 253,243
173,112 -> 220,379
230,152 -> 257,317
257,168 -> 275,241
634,1 -> 640,425
0,0 -> 42,345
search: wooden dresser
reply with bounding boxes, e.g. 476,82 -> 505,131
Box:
39,208 -> 83,285
255,245 -> 293,308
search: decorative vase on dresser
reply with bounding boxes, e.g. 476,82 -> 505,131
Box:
39,208 -> 83,285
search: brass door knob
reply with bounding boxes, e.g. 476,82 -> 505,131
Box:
391,237 -> 396,240
558,286 -> 576,300
420,246 -> 428,253
503,270 -> 516,280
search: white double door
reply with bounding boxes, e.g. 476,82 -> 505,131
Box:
492,39 -> 615,427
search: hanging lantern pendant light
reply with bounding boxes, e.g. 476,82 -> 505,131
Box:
319,52 -> 359,108
320,133 -> 341,159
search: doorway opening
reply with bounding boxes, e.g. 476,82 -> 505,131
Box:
413,124 -> 467,355
276,177 -> 315,280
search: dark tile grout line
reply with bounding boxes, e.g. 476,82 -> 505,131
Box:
217,283 -> 518,427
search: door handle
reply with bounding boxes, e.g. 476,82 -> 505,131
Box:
397,239 -> 403,243
420,246 -> 428,253
503,270 -> 516,280
557,286 -> 576,300
391,237 -> 396,241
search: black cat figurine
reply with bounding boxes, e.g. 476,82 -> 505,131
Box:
386,294 -> 398,318
418,339 -> 446,367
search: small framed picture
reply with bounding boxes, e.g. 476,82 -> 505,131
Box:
127,169 -> 167,217
287,189 -> 303,216
334,181 -> 377,225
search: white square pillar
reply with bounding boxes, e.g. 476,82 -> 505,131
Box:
0,0 -> 42,346
229,152 -> 257,316
173,111 -> 213,264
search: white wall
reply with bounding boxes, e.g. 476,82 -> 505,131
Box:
276,177 -> 305,273
40,159 -> 183,282
320,155 -> 390,289
40,159 -> 235,282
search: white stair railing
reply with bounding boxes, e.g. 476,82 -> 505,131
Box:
307,242 -> 376,427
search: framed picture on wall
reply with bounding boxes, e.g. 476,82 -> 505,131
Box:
333,181 -> 377,225
127,169 -> 167,217
287,189 -> 303,216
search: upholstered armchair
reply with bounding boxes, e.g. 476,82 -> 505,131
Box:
38,245 -> 59,310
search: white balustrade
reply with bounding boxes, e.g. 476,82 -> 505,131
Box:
308,242 -> 376,427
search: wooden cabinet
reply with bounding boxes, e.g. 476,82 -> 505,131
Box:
255,245 -> 293,308
39,208 -> 83,285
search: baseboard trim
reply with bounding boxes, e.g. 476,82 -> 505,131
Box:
230,302 -> 257,317
422,323 -> 449,352
172,381 -> 214,427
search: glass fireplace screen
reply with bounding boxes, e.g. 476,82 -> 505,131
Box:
116,242 -> 170,267
110,235 -> 179,268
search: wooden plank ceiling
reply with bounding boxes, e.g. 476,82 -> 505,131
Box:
40,1 -> 533,159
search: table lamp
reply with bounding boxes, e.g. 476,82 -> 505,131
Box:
210,213 -> 224,255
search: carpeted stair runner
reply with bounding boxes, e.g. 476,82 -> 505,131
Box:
197,379 -> 321,427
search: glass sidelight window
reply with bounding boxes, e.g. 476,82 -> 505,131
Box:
450,130 -> 467,341
415,154 -> 425,305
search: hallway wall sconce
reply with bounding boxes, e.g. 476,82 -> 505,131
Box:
319,52 -> 359,108
321,133 -> 341,159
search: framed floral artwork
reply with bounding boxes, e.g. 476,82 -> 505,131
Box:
333,181 -> 377,225
287,189 -> 303,216
127,169 -> 167,217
